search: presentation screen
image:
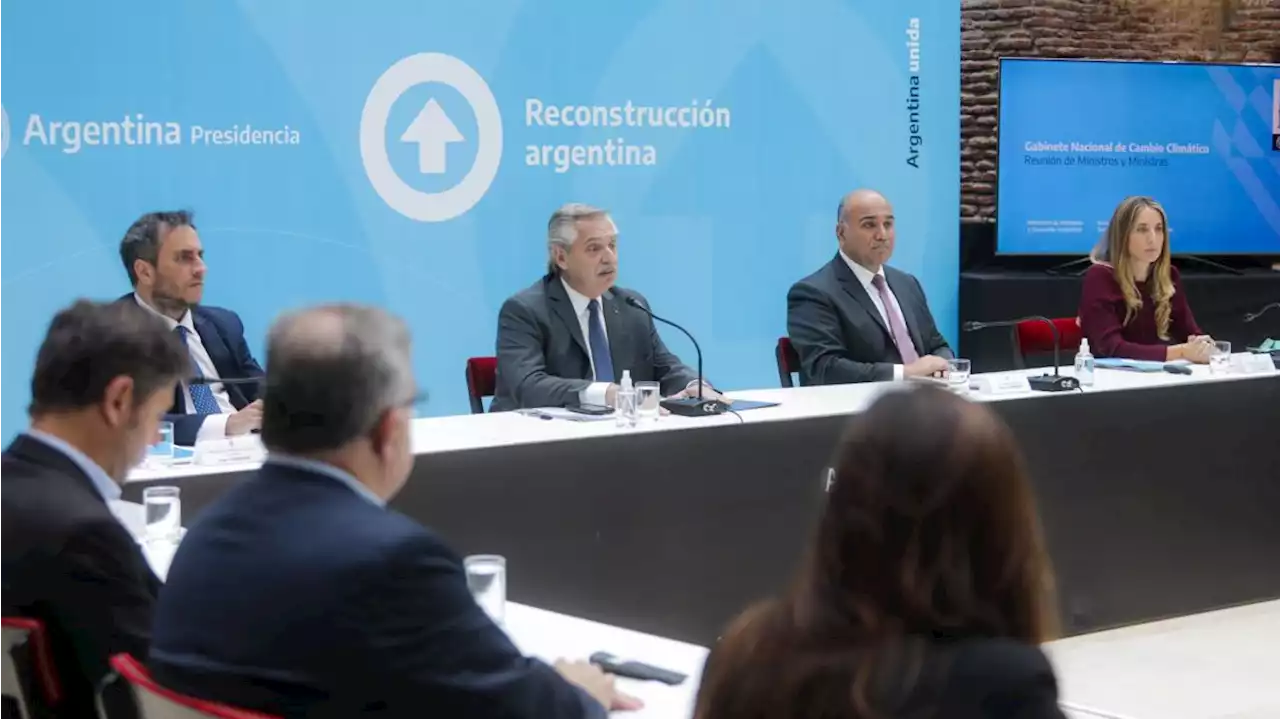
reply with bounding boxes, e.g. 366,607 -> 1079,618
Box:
996,58 -> 1280,255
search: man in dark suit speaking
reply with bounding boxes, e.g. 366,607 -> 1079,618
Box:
151,304 -> 638,717
3,300 -> 188,717
787,190 -> 952,385
492,203 -> 717,411
118,210 -> 264,446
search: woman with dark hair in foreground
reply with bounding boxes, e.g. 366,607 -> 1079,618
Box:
694,385 -> 1065,719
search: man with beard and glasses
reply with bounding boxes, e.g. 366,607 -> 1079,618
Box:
491,203 -> 721,411
117,210 -> 264,446
787,189 -> 952,386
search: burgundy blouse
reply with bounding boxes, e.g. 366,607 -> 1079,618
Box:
1078,264 -> 1201,361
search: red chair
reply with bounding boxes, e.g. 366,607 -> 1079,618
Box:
775,337 -> 800,388
104,654 -> 280,719
1011,317 -> 1083,369
465,357 -> 498,414
2,616 -> 62,719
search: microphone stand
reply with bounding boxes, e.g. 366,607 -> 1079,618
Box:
188,376 -> 264,386
623,296 -> 728,416
962,316 -> 1080,392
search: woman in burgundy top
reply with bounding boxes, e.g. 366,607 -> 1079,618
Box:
1078,196 -> 1214,363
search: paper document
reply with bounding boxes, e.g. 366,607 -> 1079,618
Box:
518,408 -> 617,422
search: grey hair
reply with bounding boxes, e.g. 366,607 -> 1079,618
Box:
260,304 -> 416,454
546,203 -> 609,275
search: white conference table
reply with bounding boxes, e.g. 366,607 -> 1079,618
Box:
1047,600 -> 1280,719
126,360 -> 1275,484
506,603 -> 707,718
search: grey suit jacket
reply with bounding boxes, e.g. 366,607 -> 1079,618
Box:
492,275 -> 699,411
787,255 -> 952,385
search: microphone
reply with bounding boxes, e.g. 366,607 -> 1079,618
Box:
961,317 -> 1080,392
623,295 -> 728,416
1243,302 -> 1279,323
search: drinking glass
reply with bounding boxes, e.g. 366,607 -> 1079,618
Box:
635,381 -> 661,422
614,388 -> 637,428
143,485 -> 181,543
146,421 -> 175,468
465,554 -> 507,626
947,358 -> 972,394
1210,340 -> 1231,376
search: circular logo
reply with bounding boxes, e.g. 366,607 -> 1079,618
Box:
360,53 -> 503,223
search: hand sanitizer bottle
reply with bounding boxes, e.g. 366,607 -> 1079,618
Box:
1074,338 -> 1095,387
616,370 -> 637,427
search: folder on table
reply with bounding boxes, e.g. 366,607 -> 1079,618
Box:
1094,358 -> 1184,373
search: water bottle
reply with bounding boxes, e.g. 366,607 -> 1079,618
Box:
615,370 -> 637,427
1074,338 -> 1095,387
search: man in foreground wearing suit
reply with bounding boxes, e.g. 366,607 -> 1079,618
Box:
119,210 -> 264,446
150,304 -> 640,717
2,300 -> 189,717
787,189 -> 953,385
493,202 -> 718,411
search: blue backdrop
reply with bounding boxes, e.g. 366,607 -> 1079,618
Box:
998,58 -> 1280,255
1,0 -> 959,437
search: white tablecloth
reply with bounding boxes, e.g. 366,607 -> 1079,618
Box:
1047,600 -> 1280,719
125,362 -> 1275,485
504,603 -> 707,718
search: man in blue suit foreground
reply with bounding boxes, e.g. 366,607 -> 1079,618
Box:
150,303 -> 639,717
119,210 -> 263,446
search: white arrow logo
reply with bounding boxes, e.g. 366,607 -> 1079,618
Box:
401,98 -> 463,174
361,52 -> 503,222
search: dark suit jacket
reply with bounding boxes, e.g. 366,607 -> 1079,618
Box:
1,435 -> 160,718
149,462 -> 605,718
699,634 -> 1065,719
786,255 -> 952,385
116,294 -> 263,446
918,638 -> 1065,719
492,275 -> 699,411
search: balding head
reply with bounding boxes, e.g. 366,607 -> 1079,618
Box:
836,190 -> 887,222
261,304 -> 416,458
836,189 -> 896,272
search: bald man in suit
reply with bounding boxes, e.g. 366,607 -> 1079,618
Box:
787,190 -> 952,386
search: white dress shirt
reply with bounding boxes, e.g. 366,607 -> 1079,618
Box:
840,251 -> 908,381
560,279 -> 614,407
134,294 -> 235,441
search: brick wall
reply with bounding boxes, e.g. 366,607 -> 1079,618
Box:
960,0 -> 1280,223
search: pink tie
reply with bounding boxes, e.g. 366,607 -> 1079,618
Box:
871,274 -> 919,364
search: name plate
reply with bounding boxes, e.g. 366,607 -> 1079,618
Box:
193,435 -> 266,467
970,374 -> 1033,395
1231,353 -> 1277,375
